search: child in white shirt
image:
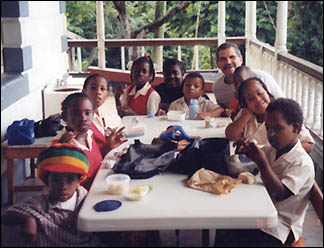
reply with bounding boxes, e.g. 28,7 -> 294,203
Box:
169,72 -> 225,119
215,98 -> 315,246
225,77 -> 314,153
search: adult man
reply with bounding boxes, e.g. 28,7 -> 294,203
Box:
213,42 -> 285,108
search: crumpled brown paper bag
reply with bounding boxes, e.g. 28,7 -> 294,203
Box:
187,168 -> 242,194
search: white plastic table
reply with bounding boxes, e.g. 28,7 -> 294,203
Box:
77,116 -> 278,244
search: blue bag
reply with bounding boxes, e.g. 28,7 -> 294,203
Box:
7,119 -> 35,145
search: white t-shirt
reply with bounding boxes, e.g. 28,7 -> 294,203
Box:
169,96 -> 220,119
260,140 -> 315,243
213,69 -> 285,108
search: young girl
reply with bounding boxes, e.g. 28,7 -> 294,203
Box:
2,143 -> 101,246
168,72 -> 225,120
225,77 -> 315,153
116,56 -> 161,117
82,73 -> 127,156
58,93 -> 124,190
215,98 -> 315,246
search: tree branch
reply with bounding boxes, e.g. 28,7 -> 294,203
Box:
132,1 -> 190,38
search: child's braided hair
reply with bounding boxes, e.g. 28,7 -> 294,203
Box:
61,92 -> 90,121
130,55 -> 155,83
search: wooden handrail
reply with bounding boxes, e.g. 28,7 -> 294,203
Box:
277,52 -> 323,82
67,37 -> 246,48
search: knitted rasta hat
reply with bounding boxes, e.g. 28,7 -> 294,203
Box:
36,143 -> 89,183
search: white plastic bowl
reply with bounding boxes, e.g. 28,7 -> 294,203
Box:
167,110 -> 186,121
106,174 -> 130,195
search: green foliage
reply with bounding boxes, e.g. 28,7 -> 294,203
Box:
256,1 -> 277,45
66,1 -> 323,70
287,1 -> 323,67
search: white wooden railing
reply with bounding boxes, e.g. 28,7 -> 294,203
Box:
67,37 -> 323,139
246,39 -> 323,138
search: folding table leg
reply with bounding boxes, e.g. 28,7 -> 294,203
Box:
175,229 -> 180,247
202,229 -> 209,247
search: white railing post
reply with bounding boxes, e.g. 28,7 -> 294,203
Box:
276,62 -> 283,90
275,1 -> 288,54
286,67 -> 292,99
301,75 -> 309,120
312,80 -> 323,132
71,47 -> 75,72
96,1 -> 105,69
77,47 -> 82,72
194,45 -> 199,70
218,1 -> 226,45
291,70 -> 297,100
282,64 -> 288,96
296,72 -> 303,106
177,46 -> 182,61
306,77 -> 315,126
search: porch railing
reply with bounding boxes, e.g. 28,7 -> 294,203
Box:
67,37 -> 323,139
246,39 -> 323,139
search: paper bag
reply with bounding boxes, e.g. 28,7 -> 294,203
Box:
187,168 -> 242,194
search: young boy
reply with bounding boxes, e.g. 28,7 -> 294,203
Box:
1,143 -> 101,247
154,58 -> 186,112
169,72 -> 224,119
216,98 -> 315,246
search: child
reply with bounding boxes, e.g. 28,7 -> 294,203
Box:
225,77 -> 315,153
168,72 -> 225,120
1,143 -> 101,247
215,98 -> 315,246
116,56 -> 161,117
82,73 -> 127,156
154,58 -> 186,112
59,93 -> 124,190
228,66 -> 259,119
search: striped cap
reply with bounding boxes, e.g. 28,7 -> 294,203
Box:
36,143 -> 89,183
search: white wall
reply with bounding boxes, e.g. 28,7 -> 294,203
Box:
1,1 -> 68,205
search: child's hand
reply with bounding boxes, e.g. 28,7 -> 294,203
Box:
58,131 -> 76,143
105,127 -> 128,153
157,109 -> 166,116
195,112 -> 208,120
222,108 -> 233,117
21,216 -> 37,244
117,106 -> 137,117
235,138 -> 267,166
114,85 -> 127,107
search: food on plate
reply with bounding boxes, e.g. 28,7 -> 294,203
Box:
238,172 -> 255,184
229,154 -> 241,163
125,185 -> 152,201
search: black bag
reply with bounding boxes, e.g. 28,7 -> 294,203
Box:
113,139 -> 178,179
169,137 -> 230,177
